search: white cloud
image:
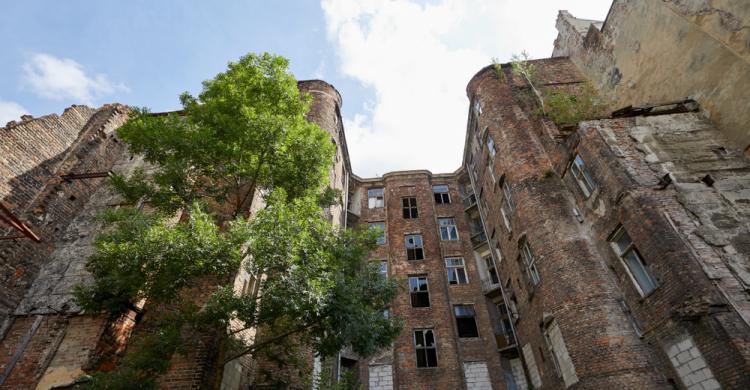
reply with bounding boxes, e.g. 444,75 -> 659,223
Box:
22,53 -> 129,104
0,100 -> 28,126
321,0 -> 610,177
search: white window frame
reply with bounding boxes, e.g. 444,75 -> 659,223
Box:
570,154 -> 596,198
433,185 -> 451,204
610,227 -> 657,296
405,234 -> 425,260
438,218 -> 459,241
520,240 -> 541,286
445,257 -> 468,285
368,187 -> 384,209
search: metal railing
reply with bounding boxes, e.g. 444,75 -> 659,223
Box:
470,231 -> 487,247
481,275 -> 501,294
462,193 -> 477,209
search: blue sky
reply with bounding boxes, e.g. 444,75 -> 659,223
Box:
1,1 -> 610,177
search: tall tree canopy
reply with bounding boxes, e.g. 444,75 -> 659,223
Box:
75,53 -> 399,389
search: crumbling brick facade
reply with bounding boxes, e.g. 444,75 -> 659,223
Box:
2,3 -> 750,389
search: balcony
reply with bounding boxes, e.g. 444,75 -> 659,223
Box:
470,231 -> 487,248
494,331 -> 516,352
462,193 -> 477,210
481,276 -> 502,295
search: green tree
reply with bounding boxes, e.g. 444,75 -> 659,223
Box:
75,53 -> 400,389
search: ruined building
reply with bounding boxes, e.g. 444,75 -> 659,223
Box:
1,1 -> 749,389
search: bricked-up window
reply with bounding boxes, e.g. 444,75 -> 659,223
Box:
445,257 -> 468,284
409,276 -> 430,307
438,218 -> 459,241
433,185 -> 451,204
368,187 -> 384,209
414,329 -> 438,368
402,197 -> 418,218
543,320 -> 579,387
487,134 -> 496,159
370,222 -> 386,245
570,154 -> 596,197
520,239 -> 541,286
405,234 -> 424,260
454,305 -> 479,338
610,227 -> 657,296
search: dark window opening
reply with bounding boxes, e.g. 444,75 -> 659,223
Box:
402,197 -> 418,218
414,329 -> 438,368
409,276 -> 430,307
406,234 -> 424,260
454,305 -> 479,338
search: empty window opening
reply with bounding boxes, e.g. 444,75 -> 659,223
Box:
454,305 -> 479,338
414,329 -> 438,368
409,276 -> 430,307
402,197 -> 418,218
445,257 -> 468,285
405,234 -> 424,260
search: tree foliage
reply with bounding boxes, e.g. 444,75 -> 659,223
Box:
75,52 -> 400,388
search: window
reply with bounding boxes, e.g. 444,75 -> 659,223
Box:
473,100 -> 482,116
405,234 -> 424,260
433,185 -> 451,204
487,134 -> 496,159
520,240 -> 541,286
454,305 -> 479,338
570,154 -> 596,197
414,329 -> 438,368
402,197 -> 418,218
438,218 -> 459,241
241,274 -> 259,298
484,255 -> 499,285
370,222 -> 386,245
500,178 -> 514,232
379,261 -> 388,278
610,227 -> 657,296
445,257 -> 468,285
543,320 -> 579,387
409,276 -> 430,307
368,188 -> 384,208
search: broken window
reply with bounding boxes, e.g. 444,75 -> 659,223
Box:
438,218 -> 459,241
445,257 -> 468,285
369,222 -> 386,245
520,239 -> 541,286
409,276 -> 430,307
402,197 -> 418,219
414,329 -> 438,368
433,185 -> 451,204
610,227 -> 657,296
405,234 -> 424,260
454,305 -> 479,338
570,154 -> 596,197
367,187 -> 384,208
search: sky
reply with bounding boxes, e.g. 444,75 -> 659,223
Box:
0,1 -> 611,177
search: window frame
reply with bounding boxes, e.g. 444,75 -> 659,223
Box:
405,234 -> 425,260
409,276 -> 430,308
369,222 -> 386,245
367,187 -> 385,209
570,154 -> 597,198
487,134 -> 496,159
520,239 -> 541,286
484,254 -> 500,285
445,257 -> 468,285
438,218 -> 459,241
432,185 -> 451,204
402,197 -> 419,219
413,329 -> 438,368
454,304 -> 480,338
610,227 -> 658,296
